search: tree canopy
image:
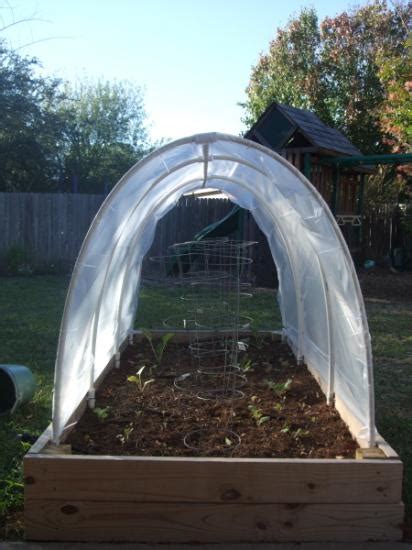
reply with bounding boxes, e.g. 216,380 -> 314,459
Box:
0,42 -> 62,191
55,81 -> 151,193
242,1 -> 411,155
0,41 -> 152,193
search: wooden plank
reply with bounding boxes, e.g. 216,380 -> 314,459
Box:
24,455 -> 403,504
24,500 -> 404,542
356,447 -> 387,460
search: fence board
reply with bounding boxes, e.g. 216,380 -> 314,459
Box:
0,192 -> 402,279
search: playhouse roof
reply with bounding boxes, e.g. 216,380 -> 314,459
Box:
245,102 -> 362,157
52,133 -> 377,447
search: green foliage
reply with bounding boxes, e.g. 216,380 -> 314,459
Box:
116,422 -> 134,445
56,80 -> 152,193
375,25 -> 411,155
266,378 -> 292,397
142,329 -> 174,368
293,428 -> 310,439
242,8 -> 326,128
0,41 -> 63,191
0,276 -> 68,536
136,286 -> 282,331
243,1 -> 411,155
127,365 -> 154,393
92,407 -> 110,421
238,357 -> 253,373
248,403 -> 270,426
0,40 -> 153,193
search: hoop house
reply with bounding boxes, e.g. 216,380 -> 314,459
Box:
53,133 -> 376,447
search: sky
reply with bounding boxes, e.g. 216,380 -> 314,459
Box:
1,0 -> 358,142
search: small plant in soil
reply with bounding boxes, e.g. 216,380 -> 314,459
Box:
142,328 -> 174,368
68,336 -> 359,459
293,428 -> 310,439
266,378 -> 292,397
248,403 -> 270,426
116,423 -> 134,446
238,356 -> 253,374
92,407 -> 110,421
127,365 -> 154,393
273,402 -> 284,413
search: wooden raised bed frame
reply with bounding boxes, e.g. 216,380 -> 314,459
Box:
24,331 -> 404,543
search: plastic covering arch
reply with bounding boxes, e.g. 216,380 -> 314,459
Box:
52,133 -> 376,446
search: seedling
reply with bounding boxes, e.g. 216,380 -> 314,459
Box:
142,328 -> 174,368
273,402 -> 284,413
128,366 -> 154,393
239,357 -> 253,373
93,407 -> 110,421
293,428 -> 310,439
266,378 -> 292,397
116,423 -> 134,445
248,404 -> 270,426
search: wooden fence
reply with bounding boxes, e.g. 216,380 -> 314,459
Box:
0,193 -> 105,272
0,192 -> 404,281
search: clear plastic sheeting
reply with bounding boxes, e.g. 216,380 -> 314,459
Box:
52,133 -> 376,447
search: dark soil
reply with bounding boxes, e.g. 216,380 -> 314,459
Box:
68,336 -> 357,459
358,267 -> 412,302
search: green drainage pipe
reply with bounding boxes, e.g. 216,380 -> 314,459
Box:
0,364 -> 36,415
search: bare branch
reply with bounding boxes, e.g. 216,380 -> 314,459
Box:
15,35 -> 75,51
0,16 -> 50,33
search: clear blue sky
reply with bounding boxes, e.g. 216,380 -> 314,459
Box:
2,0 -> 357,141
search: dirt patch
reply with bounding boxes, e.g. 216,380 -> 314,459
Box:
68,336 -> 357,459
359,267 -> 412,302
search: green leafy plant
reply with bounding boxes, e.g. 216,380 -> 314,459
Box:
281,423 -> 290,434
93,406 -> 110,421
266,378 -> 292,397
127,365 -> 154,393
116,423 -> 134,446
248,404 -> 270,426
293,428 -> 310,439
273,402 -> 284,413
238,357 -> 253,374
142,328 -> 174,368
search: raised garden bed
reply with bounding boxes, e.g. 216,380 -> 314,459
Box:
24,331 -> 404,543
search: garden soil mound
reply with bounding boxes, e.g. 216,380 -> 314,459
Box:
68,336 -> 357,459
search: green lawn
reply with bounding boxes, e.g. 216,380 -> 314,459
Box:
0,275 -> 411,538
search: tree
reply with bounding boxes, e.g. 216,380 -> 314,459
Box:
377,34 -> 412,156
242,9 -> 329,128
0,38 -> 153,193
56,81 -> 151,193
0,41 -> 63,191
242,1 -> 411,155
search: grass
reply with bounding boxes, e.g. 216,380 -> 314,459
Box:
367,301 -> 412,517
136,284 -> 282,330
0,275 -> 69,537
0,275 -> 411,538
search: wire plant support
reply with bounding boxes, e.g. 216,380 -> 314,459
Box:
151,237 -> 256,451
